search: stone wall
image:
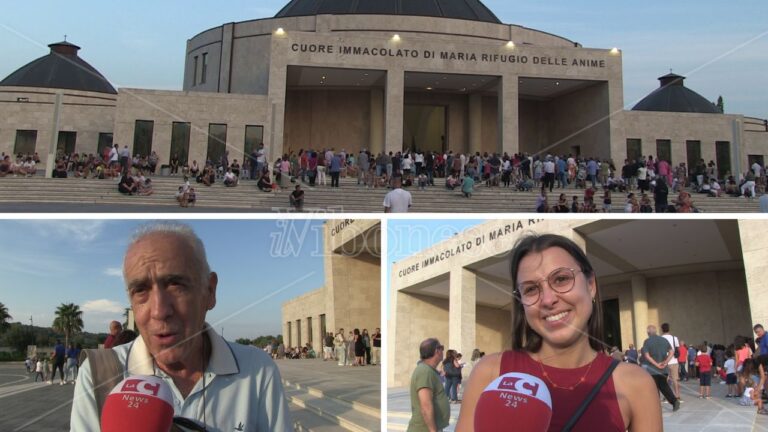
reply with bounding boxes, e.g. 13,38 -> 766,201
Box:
0,87 -> 116,167
113,88 -> 269,166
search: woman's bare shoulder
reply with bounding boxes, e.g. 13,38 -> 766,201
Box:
613,361 -> 655,390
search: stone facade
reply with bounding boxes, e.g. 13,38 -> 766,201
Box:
113,88 -> 269,167
0,87 -> 116,167
282,219 -> 381,353
388,219 -> 763,387
2,10 -> 766,180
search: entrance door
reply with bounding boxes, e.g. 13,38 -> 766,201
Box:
404,105 -> 446,153
602,298 -> 622,350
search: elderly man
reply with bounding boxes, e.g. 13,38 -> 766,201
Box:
103,320 -> 122,349
408,338 -> 450,432
641,324 -> 680,412
71,223 -> 290,431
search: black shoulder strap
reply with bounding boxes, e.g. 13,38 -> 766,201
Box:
562,358 -> 620,432
79,349 -> 123,423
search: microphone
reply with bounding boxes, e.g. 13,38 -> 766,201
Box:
101,375 -> 175,432
474,372 -> 552,432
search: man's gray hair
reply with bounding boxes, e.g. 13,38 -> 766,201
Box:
126,222 -> 211,284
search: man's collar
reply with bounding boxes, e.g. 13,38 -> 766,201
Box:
127,324 -> 239,376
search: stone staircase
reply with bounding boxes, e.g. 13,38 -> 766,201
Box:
277,359 -> 381,432
0,176 -> 760,213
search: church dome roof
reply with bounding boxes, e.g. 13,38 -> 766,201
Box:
275,0 -> 502,24
0,41 -> 117,95
632,73 -> 719,114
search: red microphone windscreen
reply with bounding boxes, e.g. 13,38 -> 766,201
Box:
100,375 -> 175,432
474,372 -> 552,432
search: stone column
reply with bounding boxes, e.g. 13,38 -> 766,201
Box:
45,92 -> 63,178
469,94 -> 482,155
266,36 -> 288,167
499,74 -> 518,156
449,268 -> 476,364
631,275 -> 648,348
385,68 -> 404,154
369,88 -> 385,155
219,23 -> 234,93
738,220 -> 768,327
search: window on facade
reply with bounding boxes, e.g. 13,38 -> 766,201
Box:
97,133 -> 113,159
685,140 -> 701,176
296,319 -> 302,348
57,131 -> 77,157
133,120 -> 155,158
171,122 -> 191,166
319,314 -> 327,340
656,139 -> 671,164
244,125 -> 264,164
716,141 -> 731,179
201,53 -> 208,84
193,56 -> 199,86
626,139 -> 642,162
307,317 -> 313,344
206,124 -> 227,165
13,130 -> 37,156
287,322 -> 292,348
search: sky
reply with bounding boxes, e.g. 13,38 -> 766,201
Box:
0,219 -> 327,340
0,1 -> 766,118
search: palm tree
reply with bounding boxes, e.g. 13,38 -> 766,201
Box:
0,302 -> 11,333
52,303 -> 83,348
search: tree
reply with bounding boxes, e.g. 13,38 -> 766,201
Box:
52,303 -> 83,348
0,302 -> 11,334
3,324 -> 35,355
717,96 -> 724,113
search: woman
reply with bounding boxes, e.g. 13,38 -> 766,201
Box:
443,349 -> 461,404
257,171 -> 274,192
457,234 -> 660,431
354,328 -> 366,366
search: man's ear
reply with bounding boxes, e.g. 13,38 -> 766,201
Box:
206,272 -> 218,310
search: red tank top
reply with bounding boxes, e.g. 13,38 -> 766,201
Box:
490,351 -> 625,432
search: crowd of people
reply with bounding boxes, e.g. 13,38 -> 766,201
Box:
10,143 -> 768,213
25,339 -> 81,385
0,152 -> 39,177
619,323 -> 768,413
260,328 -> 382,366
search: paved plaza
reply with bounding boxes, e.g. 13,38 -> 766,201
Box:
388,376 -> 768,431
0,359 -> 382,431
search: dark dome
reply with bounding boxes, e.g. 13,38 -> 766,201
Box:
0,41 -> 117,95
275,0 -> 502,24
632,73 -> 719,114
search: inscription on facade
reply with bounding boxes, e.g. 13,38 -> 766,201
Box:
397,220 -> 543,278
291,43 -> 607,69
330,219 -> 355,237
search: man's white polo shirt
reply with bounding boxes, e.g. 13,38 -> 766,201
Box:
383,187 -> 412,213
70,325 -> 290,431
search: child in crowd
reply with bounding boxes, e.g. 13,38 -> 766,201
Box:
35,358 -> 45,382
739,374 -> 766,415
696,344 -> 713,399
418,173 -> 428,191
724,350 -> 738,397
602,190 -> 612,213
187,188 -> 197,206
